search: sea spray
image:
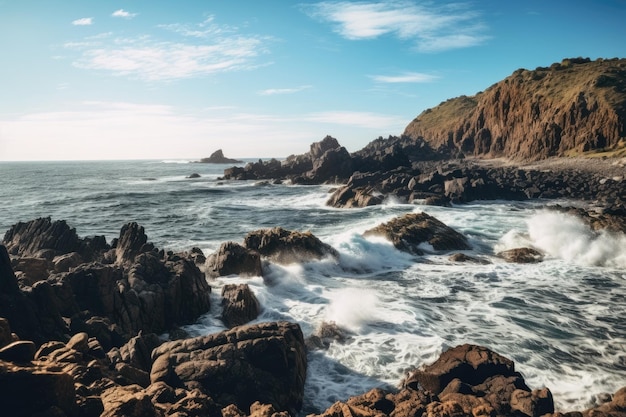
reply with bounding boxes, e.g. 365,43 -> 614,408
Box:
498,211 -> 626,267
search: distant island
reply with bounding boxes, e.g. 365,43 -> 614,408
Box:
197,149 -> 243,164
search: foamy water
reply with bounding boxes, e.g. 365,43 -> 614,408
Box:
1,160 -> 625,414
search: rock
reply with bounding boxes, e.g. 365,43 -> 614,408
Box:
448,253 -> 489,264
115,222 -> 154,265
206,242 -> 262,278
305,321 -> 349,350
101,385 -> 156,417
150,321 -> 307,415
0,340 -> 36,362
12,256 -> 50,285
326,185 -> 384,208
66,332 -> 89,353
244,227 -> 339,264
307,146 -> 353,183
0,360 -> 76,416
0,318 -> 13,348
187,173 -> 201,178
497,248 -> 544,263
199,149 -> 243,164
363,212 -> 470,255
108,332 -> 163,372
404,344 -> 516,394
510,388 -> 554,417
52,252 -> 83,273
221,284 -> 260,328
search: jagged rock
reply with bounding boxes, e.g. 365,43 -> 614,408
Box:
307,146 -> 353,183
363,212 -> 470,255
101,385 -> 156,417
150,321 -> 307,415
206,242 -> 262,278
497,248 -> 544,263
326,185 -> 384,208
305,321 -> 349,351
115,222 -> 154,265
221,284 -> 260,328
3,217 -> 108,262
244,227 -> 338,264
199,149 -> 243,164
11,256 -> 50,285
510,388 -> 554,417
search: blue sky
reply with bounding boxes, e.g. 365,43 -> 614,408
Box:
1,1 -> 625,161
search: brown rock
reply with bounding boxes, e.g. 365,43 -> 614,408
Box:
510,388 -> 554,417
0,340 -> 36,362
404,344 -> 516,394
363,212 -> 470,255
101,384 -> 157,417
150,321 -> 307,415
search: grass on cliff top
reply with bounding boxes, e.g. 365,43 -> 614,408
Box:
407,95 -> 477,134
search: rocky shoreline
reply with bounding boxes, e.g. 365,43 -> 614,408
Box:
1,194 -> 626,416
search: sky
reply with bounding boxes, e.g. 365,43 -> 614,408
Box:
0,1 -> 625,161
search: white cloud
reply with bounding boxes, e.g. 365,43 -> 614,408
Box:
66,16 -> 271,81
69,36 -> 269,81
112,9 -> 137,19
258,85 -> 312,95
72,17 -> 93,26
370,72 -> 438,83
304,1 -> 488,52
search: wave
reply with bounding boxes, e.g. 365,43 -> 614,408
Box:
498,211 -> 626,268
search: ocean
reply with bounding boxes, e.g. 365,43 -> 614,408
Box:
1,159 -> 625,414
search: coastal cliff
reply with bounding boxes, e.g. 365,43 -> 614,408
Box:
404,57 -> 626,160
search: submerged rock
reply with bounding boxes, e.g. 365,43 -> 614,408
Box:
497,247 -> 544,263
363,212 -> 470,255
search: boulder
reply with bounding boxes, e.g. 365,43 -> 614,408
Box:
107,333 -> 163,372
403,344 -> 516,394
497,248 -> 543,263
221,284 -> 261,328
11,257 -> 50,285
326,186 -> 384,208
206,242 -> 262,278
53,252 -> 83,273
363,212 -> 470,255
150,321 -> 307,415
244,227 -> 338,264
187,173 -> 201,178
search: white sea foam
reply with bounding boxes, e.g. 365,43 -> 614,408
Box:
324,288 -> 380,332
498,211 -> 626,267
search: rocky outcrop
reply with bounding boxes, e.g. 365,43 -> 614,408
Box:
199,149 -> 243,164
244,227 -> 338,264
222,136 -> 353,184
206,242 -> 263,278
221,284 -> 260,328
363,212 -> 470,255
404,57 -> 626,161
150,321 -> 307,415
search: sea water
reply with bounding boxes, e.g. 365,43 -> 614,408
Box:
1,160 -> 624,413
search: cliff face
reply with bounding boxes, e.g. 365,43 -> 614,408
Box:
404,58 -> 626,160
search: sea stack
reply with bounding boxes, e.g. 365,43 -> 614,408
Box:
199,149 -> 243,164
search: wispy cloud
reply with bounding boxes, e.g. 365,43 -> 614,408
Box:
66,17 -> 271,81
370,72 -> 438,83
112,9 -> 138,19
258,85 -> 312,96
304,1 -> 488,52
159,16 -> 234,38
72,17 -> 93,26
